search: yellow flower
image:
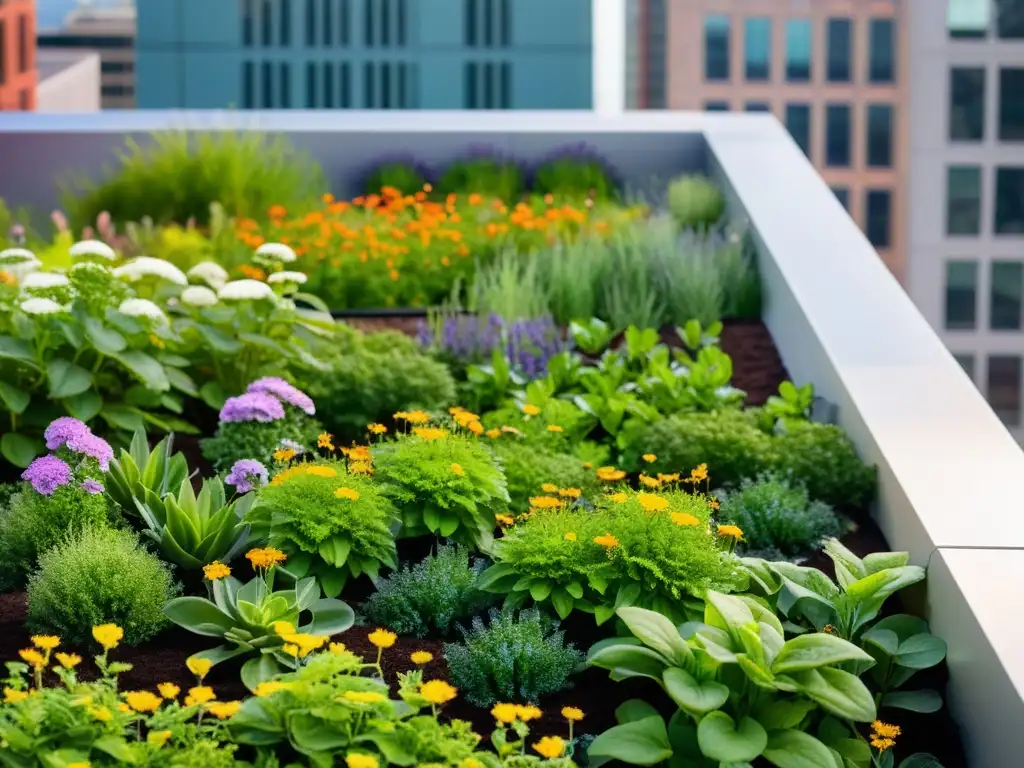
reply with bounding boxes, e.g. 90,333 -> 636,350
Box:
636,493 -> 669,512
329,642 -> 348,655
66,763 -> 91,768
147,730 -> 173,747
450,463 -> 465,476
124,690 -> 162,713
563,531 -> 577,541
351,461 -> 375,475
410,651 -> 433,665
345,755 -> 379,768
87,705 -> 111,721
485,428 -> 501,438
335,486 -> 361,501
184,686 -> 216,706
466,420 -> 484,436
273,447 -> 297,463
318,432 -> 335,450
546,424 -> 563,433
690,463 -> 709,482
343,690 -> 387,704
596,466 -> 626,482
658,473 -> 680,483
307,465 -> 339,478
529,495 -> 564,509
871,737 -> 897,751
368,628 -> 397,649
413,427 -> 448,441
92,622 -> 122,651
420,679 -> 458,705
492,702 -> 519,723
516,704 -> 542,722
18,649 -> 45,669
31,635 -> 60,651
582,461 -> 592,469
246,547 -> 288,569
206,700 -> 242,719
639,474 -> 662,488
671,512 -> 701,527
278,633 -> 327,657
716,524 -> 744,541
117,703 -> 132,714
397,409 -> 430,424
3,688 -> 29,704
186,657 -> 213,681
254,681 -> 293,697
594,533 -> 620,549
607,491 -> 628,504
562,706 -> 584,721
541,482 -> 559,493
55,652 -> 82,669
559,487 -> 582,498
495,513 -> 515,526
871,721 -> 902,740
460,760 -> 486,768
367,423 -> 388,435
158,683 -> 180,699
281,643 -> 300,658
522,404 -> 541,416
453,410 -> 481,426
642,453 -> 657,463
533,735 -> 565,759
203,561 -> 231,580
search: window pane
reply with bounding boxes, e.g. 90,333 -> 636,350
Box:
745,17 -> 771,81
997,0 -> 1024,38
865,190 -> 892,248
785,104 -> 811,158
996,167 -> 1024,234
705,101 -> 730,112
867,104 -> 893,167
950,67 -> 986,140
945,260 -> 978,329
745,102 -> 771,112
826,104 -> 851,166
946,166 -> 982,235
705,14 -> 731,80
868,18 -> 895,83
991,261 -> 1024,330
988,355 -> 1022,426
827,18 -> 852,82
832,187 -> 850,210
999,68 -> 1024,140
949,0 -> 989,37
785,19 -> 812,82
953,354 -> 976,380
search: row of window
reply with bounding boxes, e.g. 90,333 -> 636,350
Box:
703,15 -> 895,85
242,0 -> 408,49
946,166 -> 1024,236
0,13 -> 32,86
464,61 -> 511,108
954,354 -> 1024,426
950,67 -> 1024,142
464,0 -> 510,48
949,0 -> 1024,39
240,60 -> 415,108
826,186 -> 892,249
946,260 -> 1024,331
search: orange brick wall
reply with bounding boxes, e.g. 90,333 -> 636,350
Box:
0,0 -> 36,110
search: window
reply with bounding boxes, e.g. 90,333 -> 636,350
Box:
950,68 -> 986,140
242,62 -> 254,107
997,0 -> 1024,38
382,62 -> 392,107
340,62 -> 352,107
785,19 -> 811,82
991,261 -> 1024,329
396,61 -> 406,107
987,355 -> 1022,426
826,104 -> 852,167
704,14 -> 730,81
744,17 -> 771,81
483,61 -> 494,106
381,0 -> 390,46
945,260 -> 978,329
340,0 -> 351,45
868,18 -> 895,83
101,84 -> 131,97
826,18 -> 852,82
996,168 -> 1024,234
101,60 -> 133,73
261,60 -> 273,107
705,101 -> 730,112
950,0 -> 989,37
243,0 -> 253,46
17,13 -> 27,73
365,0 -> 375,46
279,62 -> 291,107
323,0 -> 333,45
947,166 -> 982,235
866,104 -> 894,168
745,102 -> 771,112
397,0 -> 407,46
483,0 -> 492,45
865,190 -> 892,248
500,61 -> 511,108
954,354 -> 976,380
305,0 -> 315,45
305,61 -> 317,107
499,0 -> 510,46
786,104 -> 811,158
323,62 -> 334,107
364,60 -> 376,106
832,187 -> 850,210
465,61 -> 477,108
280,0 -> 290,45
999,68 -> 1024,140
261,0 -> 272,46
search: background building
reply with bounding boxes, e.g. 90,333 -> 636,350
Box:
37,2 -> 135,109
0,0 -> 37,110
135,0 -> 592,109
35,48 -> 100,110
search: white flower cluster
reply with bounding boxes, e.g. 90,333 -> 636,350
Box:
69,240 -> 116,261
21,272 -> 70,291
218,279 -> 276,302
113,256 -> 188,286
118,298 -> 168,322
187,261 -> 229,290
20,297 -> 66,316
0,248 -> 42,279
267,271 -> 308,285
254,242 -> 297,265
180,285 -> 219,307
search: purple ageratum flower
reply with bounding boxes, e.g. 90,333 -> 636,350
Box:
66,431 -> 114,471
225,459 -> 269,494
22,455 -> 72,496
219,392 -> 286,424
246,377 -> 316,416
82,479 -> 105,495
43,416 -> 91,451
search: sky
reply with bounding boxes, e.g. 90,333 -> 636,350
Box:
36,0 -> 132,29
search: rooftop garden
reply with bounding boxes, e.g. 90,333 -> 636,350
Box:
0,132 -> 961,768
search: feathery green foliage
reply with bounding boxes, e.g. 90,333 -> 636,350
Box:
200,410 -> 323,473
489,439 -> 601,512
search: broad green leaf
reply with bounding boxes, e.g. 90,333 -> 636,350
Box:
63,389 -> 103,422
530,580 -> 553,602
762,729 -> 838,768
550,587 -> 574,619
165,366 -> 199,397
0,335 -> 40,370
616,699 -> 662,724
84,317 -> 127,354
588,715 -> 673,766
772,633 -> 875,674
0,381 -> 30,414
47,359 -> 93,398
696,712 -> 767,763
705,591 -> 755,633
92,735 -> 140,764
663,667 -> 729,715
894,634 -> 947,669
863,551 -> 910,573
111,350 -> 170,392
304,597 -> 355,636
898,754 -> 945,768
588,643 -> 670,682
163,596 -> 236,636
617,606 -> 694,666
318,536 -> 352,568
241,654 -> 285,692
881,689 -> 942,713
1,432 -> 42,468
751,699 -> 817,732
792,667 -> 877,722
200,380 -> 227,410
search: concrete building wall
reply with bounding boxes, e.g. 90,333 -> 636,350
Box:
0,0 -> 37,110
35,50 -> 100,111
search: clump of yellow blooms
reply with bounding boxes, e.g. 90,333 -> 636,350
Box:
419,679 -> 458,705
186,656 -> 213,681
450,463 -> 466,476
642,453 -> 657,463
206,700 -> 242,719
636,493 -> 669,513
368,423 -> 388,435
254,680 -> 294,697
594,533 -> 621,549
344,754 -> 379,768
318,432 -> 335,450
596,466 -> 626,482
410,650 -> 433,665
343,690 -> 387,704
533,735 -> 566,759
528,496 -> 564,510
203,561 -> 231,580
273,447 -> 297,463
716,524 -> 744,542
55,652 -> 81,669
870,721 -> 901,751
92,624 -> 123,650
245,547 -> 287,569
413,427 -> 448,441
671,512 -> 701,527
158,683 -> 180,699
368,628 -> 397,648
184,686 -> 216,706
563,531 -> 577,541
335,486 -> 361,501
639,474 -> 662,488
124,690 -> 162,713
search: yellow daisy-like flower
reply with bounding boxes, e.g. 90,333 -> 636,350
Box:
716,524 -> 744,541
55,652 -> 81,669
368,628 -> 397,649
558,487 -> 582,498
350,461 -> 374,475
485,428 -> 501,438
466,420 -> 485,436
671,512 -> 701,527
563,531 -> 577,541
203,561 -> 231,580
533,735 -> 565,759
118,702 -> 133,714
367,423 -> 388,435
639,474 -> 661,488
594,533 -> 620,549
410,650 -> 434,665
124,690 -> 162,714
270,465 -> 304,486
641,453 -> 657,463
871,737 -> 896,751
281,643 -> 300,658
304,465 -> 338,478
18,649 -> 45,669
596,466 -> 626,482
399,409 -> 431,424
452,410 -> 481,427
31,635 -> 60,651
689,463 -> 709,482
147,729 -> 173,747
88,705 -> 111,721
3,688 -> 29,704
529,495 -> 564,509
186,657 -> 213,681
546,425 -> 563,433
658,472 -> 680,483
495,513 -> 515,526
607,491 -> 629,504
521,404 -> 541,416
278,633 -> 327,657
184,686 -> 216,706
273,448 -> 297,463
245,547 -> 288,569
562,706 -> 584,721
413,427 -> 449,441
451,463 -> 466,476
636,493 -> 669,512
66,763 -> 91,768
318,432 -> 335,450
343,690 -> 388,704
158,683 -> 180,699
92,623 -> 124,650
205,700 -> 242,719
541,482 -> 559,493
420,679 -> 458,705
335,486 -> 361,501
708,498 -> 720,510
491,702 -> 519,724
329,642 -> 348,655
345,755 -> 379,768
871,721 -> 902,739
516,704 -> 543,722
254,681 -> 294,697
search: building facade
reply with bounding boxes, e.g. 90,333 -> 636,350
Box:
35,49 -> 101,111
0,0 -> 37,110
135,0 -> 592,109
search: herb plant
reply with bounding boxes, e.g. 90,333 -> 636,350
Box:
489,439 -> 601,511
104,428 -> 190,517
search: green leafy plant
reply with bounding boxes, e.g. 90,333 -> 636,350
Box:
363,160 -> 429,197
666,175 -> 726,232
760,380 -> 816,432
27,526 -> 179,644
531,155 -> 618,201
373,429 -> 509,549
443,608 -> 585,707
717,473 -> 844,560
104,428 -> 190,517
436,156 -> 525,202
361,545 -> 498,638
488,438 -> 600,512
768,422 -> 877,509
201,408 -> 323,473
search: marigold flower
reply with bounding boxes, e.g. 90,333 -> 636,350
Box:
639,474 -> 662,488
350,461 -> 374,475
529,495 -> 564,509
124,690 -> 162,713
420,680 -> 458,705
147,730 -> 172,747
158,683 -> 180,699
716,524 -> 744,541
367,423 -> 388,435
92,624 -> 123,650
562,706 -> 584,721
55,652 -> 81,669
607,492 -> 629,504
558,487 -> 582,498
397,409 -> 430,424
495,513 -> 515,526
708,498 -> 720,510
642,454 -> 657,463
541,482 -> 559,493
546,424 -> 564,433
689,463 -> 709,482
343,690 -> 387,704
871,737 -> 897,751
516,704 -> 543,722
206,700 -> 242,719
273,447 -> 297,463
254,681 -> 292,697
31,635 -> 60,651
563,531 -> 577,541
18,649 -> 45,669
368,628 -> 397,649
279,633 -> 327,657
413,426 -> 448,441
203,561 -> 231,580
658,473 -> 680,483
450,463 -> 466,476
186,657 -> 213,681
345,755 -> 379,768
329,642 -> 348,655
594,533 -> 620,549
596,466 -> 626,482
533,735 -> 565,759
246,547 -> 288,569
335,486 -> 361,501
485,428 -> 501,438
636,493 -> 669,512
466,420 -> 484,435
671,512 -> 701,527
871,721 -> 902,740
492,702 -> 519,723
318,432 -> 335,450
521,404 -> 541,416
305,465 -> 339,478
452,410 -> 480,426
184,686 -> 216,706
3,688 -> 29,704
410,651 -> 433,665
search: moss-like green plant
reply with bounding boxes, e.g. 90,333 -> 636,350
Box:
769,422 -> 877,509
200,410 -> 323,473
436,156 -> 524,202
249,461 -> 399,596
667,174 -> 726,231
363,160 -> 429,197
489,439 -> 601,512
531,156 -> 618,201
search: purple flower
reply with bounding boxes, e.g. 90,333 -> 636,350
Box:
22,455 -> 72,496
43,417 -> 91,451
82,479 -> 105,495
225,459 -> 268,493
66,431 -> 114,471
246,377 -> 316,416
219,392 -> 286,424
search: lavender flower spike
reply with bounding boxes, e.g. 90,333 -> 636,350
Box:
219,392 -> 286,424
22,455 -> 72,496
66,431 -> 114,471
225,459 -> 269,493
82,479 -> 105,495
43,416 -> 91,451
247,377 -> 316,416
